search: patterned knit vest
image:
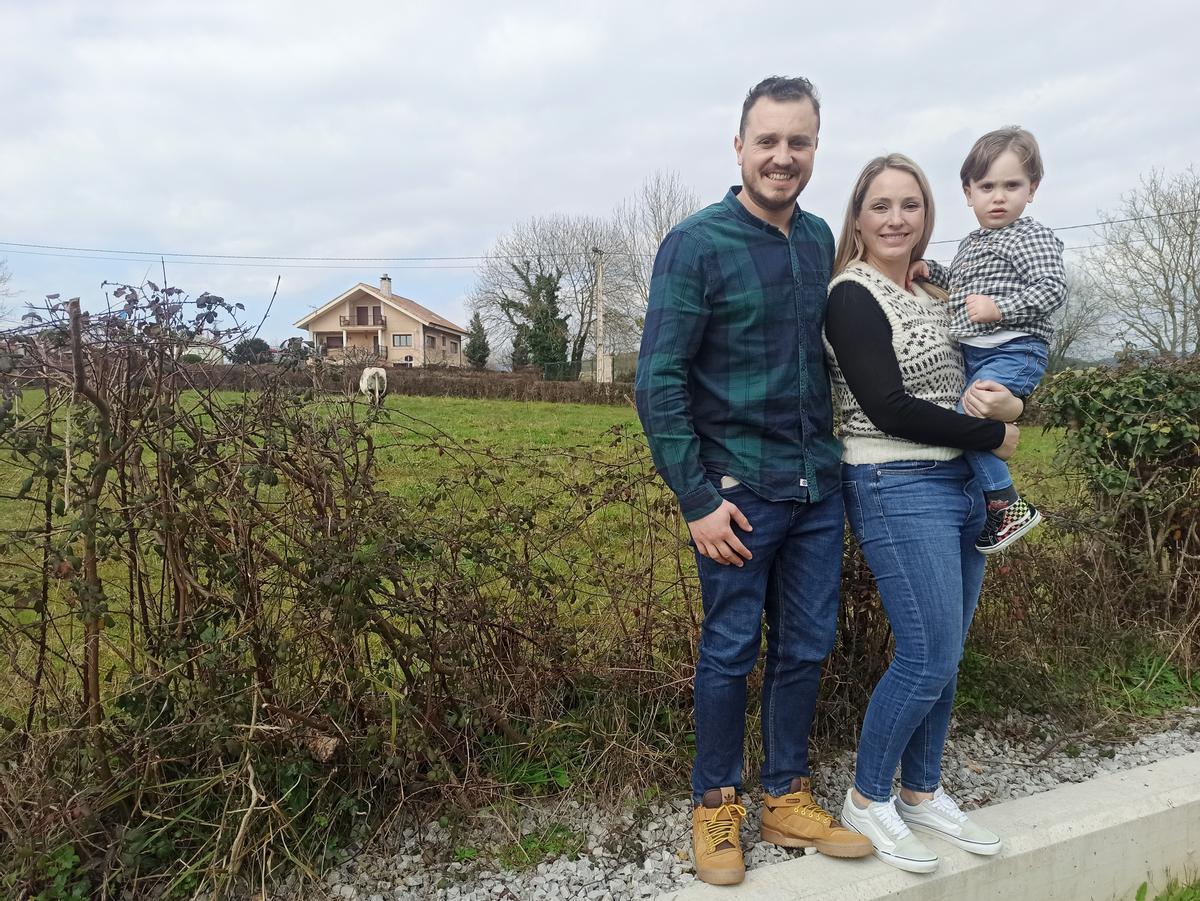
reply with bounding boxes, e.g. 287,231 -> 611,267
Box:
824,261 -> 966,465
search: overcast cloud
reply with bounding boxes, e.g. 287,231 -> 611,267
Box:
1,0 -> 1196,342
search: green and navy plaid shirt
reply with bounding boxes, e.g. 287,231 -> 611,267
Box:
635,188 -> 841,522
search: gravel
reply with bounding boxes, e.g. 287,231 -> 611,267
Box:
277,708 -> 1200,901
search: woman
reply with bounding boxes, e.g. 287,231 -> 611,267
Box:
823,154 -> 1023,873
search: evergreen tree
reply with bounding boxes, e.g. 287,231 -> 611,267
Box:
509,323 -> 531,370
230,337 -> 272,364
526,273 -> 568,373
464,311 -> 490,369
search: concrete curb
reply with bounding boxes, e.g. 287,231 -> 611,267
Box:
657,751 -> 1200,901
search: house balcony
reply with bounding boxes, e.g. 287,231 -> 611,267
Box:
339,315 -> 386,328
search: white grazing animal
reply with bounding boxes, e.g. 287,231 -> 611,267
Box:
359,367 -> 387,405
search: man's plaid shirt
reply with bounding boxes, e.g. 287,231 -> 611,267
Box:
927,217 -> 1066,342
635,189 -> 841,522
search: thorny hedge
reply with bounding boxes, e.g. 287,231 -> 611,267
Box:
1040,355 -> 1199,643
0,285 -> 1196,898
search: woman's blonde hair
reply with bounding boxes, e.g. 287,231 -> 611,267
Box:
832,153 -> 945,298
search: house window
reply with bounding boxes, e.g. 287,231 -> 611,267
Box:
426,335 -> 437,348
404,355 -> 413,362
441,336 -> 447,347
356,306 -> 369,325
325,336 -> 344,349
450,341 -> 459,353
392,334 -> 412,347
372,306 -> 383,325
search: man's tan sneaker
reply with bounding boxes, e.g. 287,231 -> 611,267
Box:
761,777 -> 873,858
691,787 -> 747,885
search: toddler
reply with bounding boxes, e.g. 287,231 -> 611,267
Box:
925,126 -> 1066,553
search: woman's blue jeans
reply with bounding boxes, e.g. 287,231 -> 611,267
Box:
842,458 -> 986,801
690,482 -> 844,802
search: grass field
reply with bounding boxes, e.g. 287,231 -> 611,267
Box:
0,387 -> 1064,507
360,392 -> 1064,485
0,388 -> 1157,737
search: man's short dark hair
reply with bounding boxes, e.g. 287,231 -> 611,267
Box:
739,76 -> 821,136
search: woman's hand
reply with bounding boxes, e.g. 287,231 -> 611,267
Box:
963,379 -> 1024,422
994,422 -> 1020,460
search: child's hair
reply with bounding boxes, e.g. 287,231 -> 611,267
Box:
960,126 -> 1043,188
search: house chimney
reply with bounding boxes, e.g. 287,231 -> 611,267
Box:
380,274 -> 392,297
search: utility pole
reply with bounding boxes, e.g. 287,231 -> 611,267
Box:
591,246 -> 612,383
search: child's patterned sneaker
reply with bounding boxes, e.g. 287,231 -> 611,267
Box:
976,496 -> 1042,554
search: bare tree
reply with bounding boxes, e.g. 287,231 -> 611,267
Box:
469,214 -> 619,371
1047,264 -> 1112,372
608,170 -> 701,352
469,171 -> 700,370
1083,167 -> 1200,357
0,258 -> 13,325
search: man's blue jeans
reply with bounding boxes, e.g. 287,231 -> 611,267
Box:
959,337 -> 1049,492
841,458 -> 986,801
690,480 -> 843,803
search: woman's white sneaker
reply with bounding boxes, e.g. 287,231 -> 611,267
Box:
895,787 -> 1002,855
839,789 -> 939,874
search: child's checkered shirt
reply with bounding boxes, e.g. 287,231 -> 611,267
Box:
928,216 -> 1067,342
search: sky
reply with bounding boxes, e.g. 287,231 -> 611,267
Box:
1,0 -> 1197,344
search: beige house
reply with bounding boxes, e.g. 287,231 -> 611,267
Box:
294,275 -> 468,367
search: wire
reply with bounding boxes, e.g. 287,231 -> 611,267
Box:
927,207 -> 1200,246
0,241 -> 590,263
0,248 -> 483,270
1,205 -> 1196,268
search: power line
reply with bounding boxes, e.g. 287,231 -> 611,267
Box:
0,248 -> 483,271
1,205 -> 1196,270
0,240 -> 595,263
927,206 -> 1200,246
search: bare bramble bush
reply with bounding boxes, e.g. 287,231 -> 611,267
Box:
1,282 -> 1195,897
961,355 -> 1199,718
0,284 -> 719,897
1039,356 -> 1200,652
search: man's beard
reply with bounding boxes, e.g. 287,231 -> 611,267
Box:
744,171 -> 804,212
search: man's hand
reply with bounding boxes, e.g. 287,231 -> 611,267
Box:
905,260 -> 930,291
965,294 -> 1002,323
994,422 -> 1020,460
688,500 -> 753,566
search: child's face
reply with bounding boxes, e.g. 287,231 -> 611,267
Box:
964,150 -> 1038,230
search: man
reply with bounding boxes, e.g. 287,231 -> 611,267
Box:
635,76 -> 871,885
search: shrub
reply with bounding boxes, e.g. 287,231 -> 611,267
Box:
1040,356 -> 1199,636
1,287 -> 1193,896
230,337 -> 272,364
0,285 -> 678,896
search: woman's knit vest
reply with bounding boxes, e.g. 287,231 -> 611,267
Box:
824,261 -> 967,465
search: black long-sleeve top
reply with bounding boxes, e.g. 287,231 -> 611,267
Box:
825,282 -> 1007,451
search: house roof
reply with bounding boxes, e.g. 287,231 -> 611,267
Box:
294,283 -> 468,335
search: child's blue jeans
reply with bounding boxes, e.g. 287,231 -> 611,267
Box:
959,337 -> 1049,492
